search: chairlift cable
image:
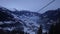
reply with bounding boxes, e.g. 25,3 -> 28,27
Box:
37,0 -> 55,12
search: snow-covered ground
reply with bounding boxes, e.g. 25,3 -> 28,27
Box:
12,12 -> 41,34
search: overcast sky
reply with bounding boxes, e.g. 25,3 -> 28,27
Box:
0,0 -> 60,13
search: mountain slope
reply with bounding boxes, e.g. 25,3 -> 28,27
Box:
0,7 -> 60,34
0,7 -> 42,34
41,8 -> 60,34
10,10 -> 43,34
0,7 -> 25,34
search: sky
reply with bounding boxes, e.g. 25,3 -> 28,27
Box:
0,0 -> 60,13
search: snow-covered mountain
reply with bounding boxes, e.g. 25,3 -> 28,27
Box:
0,7 -> 42,34
0,7 -> 60,34
0,7 -> 25,34
10,10 -> 43,34
41,8 -> 60,34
